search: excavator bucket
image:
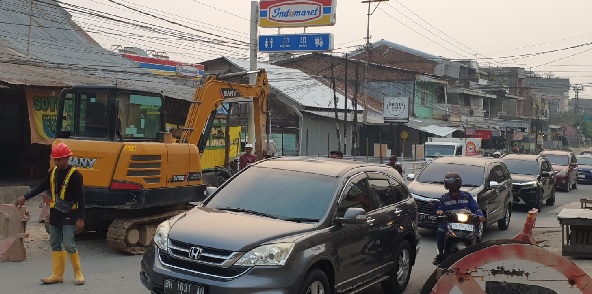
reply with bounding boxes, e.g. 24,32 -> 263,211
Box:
0,204 -> 30,262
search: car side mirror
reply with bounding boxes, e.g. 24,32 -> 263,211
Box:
407,174 -> 415,181
205,187 -> 218,197
335,208 -> 367,225
489,181 -> 499,189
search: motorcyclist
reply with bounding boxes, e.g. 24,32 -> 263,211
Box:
433,172 -> 486,265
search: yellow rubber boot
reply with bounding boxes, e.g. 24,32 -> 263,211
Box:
69,252 -> 85,285
41,251 -> 66,284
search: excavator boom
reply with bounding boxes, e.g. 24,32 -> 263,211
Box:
180,69 -> 270,159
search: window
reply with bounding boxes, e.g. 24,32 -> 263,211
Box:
338,174 -> 375,215
436,86 -> 445,104
541,160 -> 552,172
420,89 -> 429,106
367,174 -> 393,207
76,92 -> 109,138
491,165 -> 506,182
117,93 -> 163,140
417,163 -> 484,187
389,177 -> 409,203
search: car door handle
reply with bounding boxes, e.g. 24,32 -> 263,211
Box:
393,209 -> 402,215
367,217 -> 375,225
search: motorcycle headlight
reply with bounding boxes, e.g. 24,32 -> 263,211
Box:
153,220 -> 171,251
234,243 -> 295,266
457,213 -> 469,222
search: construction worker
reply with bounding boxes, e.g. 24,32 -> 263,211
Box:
15,142 -> 85,285
239,143 -> 258,170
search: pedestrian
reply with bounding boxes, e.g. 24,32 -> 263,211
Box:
387,155 -> 404,176
329,150 -> 343,159
239,143 -> 258,170
15,142 -> 85,285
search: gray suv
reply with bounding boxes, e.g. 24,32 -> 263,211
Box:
140,157 -> 420,294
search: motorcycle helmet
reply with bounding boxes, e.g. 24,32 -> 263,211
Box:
444,172 -> 462,191
493,151 -> 501,158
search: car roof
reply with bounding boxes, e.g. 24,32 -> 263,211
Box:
429,156 -> 499,166
540,150 -> 572,155
577,154 -> 592,158
252,157 -> 393,177
501,154 -> 543,161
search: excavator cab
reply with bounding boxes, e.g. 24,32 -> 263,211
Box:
56,87 -> 166,143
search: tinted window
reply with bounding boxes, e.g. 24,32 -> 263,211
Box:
503,159 -> 539,175
389,178 -> 409,203
417,163 -> 484,187
206,167 -> 338,220
577,157 -> 592,165
338,175 -> 374,214
491,165 -> 506,182
368,178 -> 391,208
117,93 -> 163,140
543,155 -> 569,166
76,92 -> 109,138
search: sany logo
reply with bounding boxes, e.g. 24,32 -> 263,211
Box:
269,2 -> 322,23
220,88 -> 242,99
68,157 -> 97,169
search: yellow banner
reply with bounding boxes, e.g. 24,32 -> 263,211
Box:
25,87 -> 65,145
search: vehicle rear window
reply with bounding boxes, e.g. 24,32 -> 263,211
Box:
206,167 -> 339,221
543,155 -> 568,166
503,159 -> 539,175
416,163 -> 484,187
577,157 -> 592,165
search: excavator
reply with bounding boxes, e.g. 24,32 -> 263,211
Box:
52,70 -> 269,254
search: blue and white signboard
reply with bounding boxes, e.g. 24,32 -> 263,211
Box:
258,33 -> 334,53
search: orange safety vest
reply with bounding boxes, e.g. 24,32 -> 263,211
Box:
49,167 -> 78,210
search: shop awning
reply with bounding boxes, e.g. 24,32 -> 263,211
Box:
419,125 -> 459,137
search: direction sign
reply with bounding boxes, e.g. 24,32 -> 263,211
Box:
258,33 -> 334,53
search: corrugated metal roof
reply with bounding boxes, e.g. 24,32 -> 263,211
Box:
0,0 -> 195,101
224,57 -> 361,111
350,39 -> 443,63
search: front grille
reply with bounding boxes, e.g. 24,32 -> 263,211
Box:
159,253 -> 250,279
159,239 -> 249,279
415,198 -> 435,215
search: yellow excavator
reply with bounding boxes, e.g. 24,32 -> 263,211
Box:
53,70 -> 269,254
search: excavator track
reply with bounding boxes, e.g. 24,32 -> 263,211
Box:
106,210 -> 187,255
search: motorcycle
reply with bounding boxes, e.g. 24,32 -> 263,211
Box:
430,199 -> 481,262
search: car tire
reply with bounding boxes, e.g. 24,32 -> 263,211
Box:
299,269 -> 330,294
546,187 -> 556,206
381,240 -> 412,294
497,204 -> 511,230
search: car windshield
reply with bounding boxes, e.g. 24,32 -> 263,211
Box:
425,145 -> 456,157
503,160 -> 539,175
577,157 -> 592,165
543,155 -> 568,166
205,166 -> 338,221
416,163 -> 484,187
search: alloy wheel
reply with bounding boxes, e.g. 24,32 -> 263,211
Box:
397,247 -> 411,285
307,281 -> 325,294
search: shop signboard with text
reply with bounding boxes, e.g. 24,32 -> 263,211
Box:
25,87 -> 70,145
383,96 -> 410,123
259,0 -> 337,28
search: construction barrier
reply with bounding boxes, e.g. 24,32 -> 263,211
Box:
513,208 -> 538,244
421,211 -> 592,294
0,205 -> 30,262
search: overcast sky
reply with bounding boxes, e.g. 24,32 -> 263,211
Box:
58,0 -> 592,98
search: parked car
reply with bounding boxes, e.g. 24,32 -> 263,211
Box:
140,157 -> 420,294
576,154 -> 592,184
407,156 -> 513,240
539,150 -> 578,191
500,154 -> 556,210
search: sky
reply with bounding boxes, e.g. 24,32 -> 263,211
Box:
57,0 -> 592,98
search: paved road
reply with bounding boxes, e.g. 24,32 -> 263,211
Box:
0,185 -> 588,294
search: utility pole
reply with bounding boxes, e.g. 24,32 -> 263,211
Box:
353,62 -> 360,156
344,54 -> 348,154
248,1 -> 261,156
331,60 -> 342,151
360,0 -> 389,124
573,84 -> 584,147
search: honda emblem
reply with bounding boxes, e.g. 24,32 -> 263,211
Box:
188,246 -> 202,259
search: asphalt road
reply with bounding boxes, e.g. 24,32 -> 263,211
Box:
0,185 -> 587,294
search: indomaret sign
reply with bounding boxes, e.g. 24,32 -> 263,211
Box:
259,0 -> 337,28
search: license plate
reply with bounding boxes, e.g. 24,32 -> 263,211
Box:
579,174 -> 586,179
450,222 -> 474,231
164,278 -> 205,294
419,213 -> 437,222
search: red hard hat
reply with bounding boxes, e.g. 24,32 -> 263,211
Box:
51,142 -> 73,159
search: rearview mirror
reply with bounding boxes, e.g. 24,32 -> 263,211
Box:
335,208 -> 367,225
407,174 -> 415,181
489,181 -> 499,189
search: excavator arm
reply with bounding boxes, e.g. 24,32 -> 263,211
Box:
179,69 -> 270,159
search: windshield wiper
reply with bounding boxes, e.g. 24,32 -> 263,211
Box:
281,217 -> 319,223
217,207 -> 279,219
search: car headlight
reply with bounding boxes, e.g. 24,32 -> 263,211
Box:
153,220 -> 171,251
457,213 -> 469,222
234,243 -> 295,266
522,181 -> 537,187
